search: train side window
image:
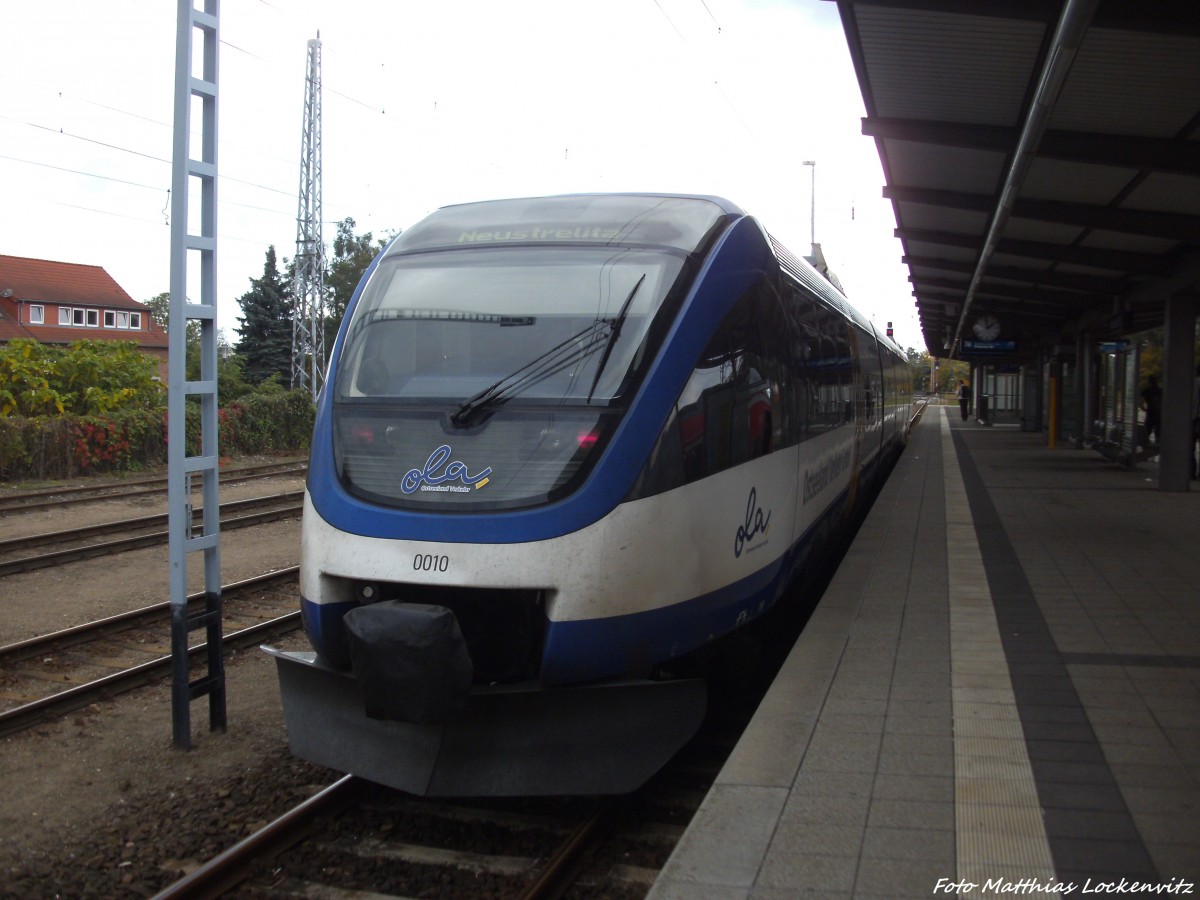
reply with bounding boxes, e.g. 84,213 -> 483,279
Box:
787,290 -> 816,441
629,280 -> 795,499
784,284 -> 822,442
805,304 -> 843,430
760,281 -> 805,448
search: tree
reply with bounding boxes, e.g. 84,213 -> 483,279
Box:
146,290 -> 203,379
151,290 -> 244,392
908,349 -> 968,395
904,347 -> 925,392
324,217 -> 390,350
57,340 -> 164,414
236,246 -> 294,385
0,338 -> 162,417
0,339 -> 65,416
145,291 -> 170,329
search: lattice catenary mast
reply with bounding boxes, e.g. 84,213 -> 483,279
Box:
292,34 -> 325,398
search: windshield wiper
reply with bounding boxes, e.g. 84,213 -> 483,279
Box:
451,276 -> 647,427
450,320 -> 611,427
586,273 -> 644,403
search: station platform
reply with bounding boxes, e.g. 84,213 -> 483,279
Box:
648,404 -> 1200,899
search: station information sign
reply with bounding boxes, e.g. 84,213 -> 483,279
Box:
962,340 -> 1017,353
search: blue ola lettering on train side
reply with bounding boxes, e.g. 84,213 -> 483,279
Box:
734,487 -> 771,558
401,445 -> 493,494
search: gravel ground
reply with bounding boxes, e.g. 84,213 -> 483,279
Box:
0,463 -> 336,899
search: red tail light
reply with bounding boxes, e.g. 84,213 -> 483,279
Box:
577,429 -> 601,450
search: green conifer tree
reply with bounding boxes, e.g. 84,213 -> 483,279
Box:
236,246 -> 294,386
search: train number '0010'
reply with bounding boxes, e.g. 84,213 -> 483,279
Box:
413,554 -> 450,572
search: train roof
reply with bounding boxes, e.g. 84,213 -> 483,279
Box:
767,233 -> 902,355
383,192 -> 902,355
384,193 -> 744,257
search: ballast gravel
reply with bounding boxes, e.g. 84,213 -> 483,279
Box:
0,466 -> 330,898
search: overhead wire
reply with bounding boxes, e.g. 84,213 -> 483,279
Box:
49,198 -> 285,248
8,3 -> 755,266
698,0 -> 722,31
650,0 -> 687,40
0,70 -> 386,237
0,113 -> 301,207
1,79 -> 305,192
0,8 -> 418,312
6,26 -> 399,186
646,0 -> 754,137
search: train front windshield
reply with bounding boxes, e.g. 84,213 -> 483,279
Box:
333,245 -> 689,510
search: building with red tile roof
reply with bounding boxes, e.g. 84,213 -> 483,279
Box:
0,254 -> 168,379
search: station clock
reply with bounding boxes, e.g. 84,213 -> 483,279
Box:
972,314 -> 1001,341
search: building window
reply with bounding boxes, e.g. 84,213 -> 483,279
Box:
73,308 -> 85,326
29,305 -> 44,324
117,311 -> 129,329
129,312 -> 142,330
60,307 -> 72,325
86,309 -> 99,327
104,310 -> 116,327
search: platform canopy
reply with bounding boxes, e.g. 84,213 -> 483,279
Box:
834,0 -> 1200,359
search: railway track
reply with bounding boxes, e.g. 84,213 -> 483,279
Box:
0,491 -> 303,577
144,540 -> 836,900
0,459 -> 307,515
0,567 -> 301,737
151,682 -> 746,900
153,777 -> 683,899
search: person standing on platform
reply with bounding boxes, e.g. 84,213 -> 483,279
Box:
956,380 -> 970,421
1141,374 -> 1163,446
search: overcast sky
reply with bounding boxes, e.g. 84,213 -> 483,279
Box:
0,0 -> 921,351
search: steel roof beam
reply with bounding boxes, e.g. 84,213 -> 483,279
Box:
916,295 -> 1068,325
833,0 -> 1054,22
914,275 -> 1092,309
864,118 -> 1200,176
1039,131 -> 1200,176
1092,1 -> 1200,37
903,255 -> 1126,294
895,227 -> 1171,276
886,186 -> 1200,242
914,288 -> 1067,312
1017,198 -> 1200,242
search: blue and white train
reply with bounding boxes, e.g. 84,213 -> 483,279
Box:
266,193 -> 912,796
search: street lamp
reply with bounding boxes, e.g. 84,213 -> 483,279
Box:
802,160 -> 816,248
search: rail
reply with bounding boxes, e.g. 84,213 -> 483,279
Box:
0,493 -> 303,578
0,460 -> 306,514
0,568 -> 300,737
150,776 -> 365,900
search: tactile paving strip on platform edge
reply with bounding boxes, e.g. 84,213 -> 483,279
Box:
941,409 -> 1057,888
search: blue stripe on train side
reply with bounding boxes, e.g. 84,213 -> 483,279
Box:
306,216 -> 776,546
301,595 -> 358,668
539,552 -> 785,684
298,542 -> 784,683
302,483 -> 854,683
